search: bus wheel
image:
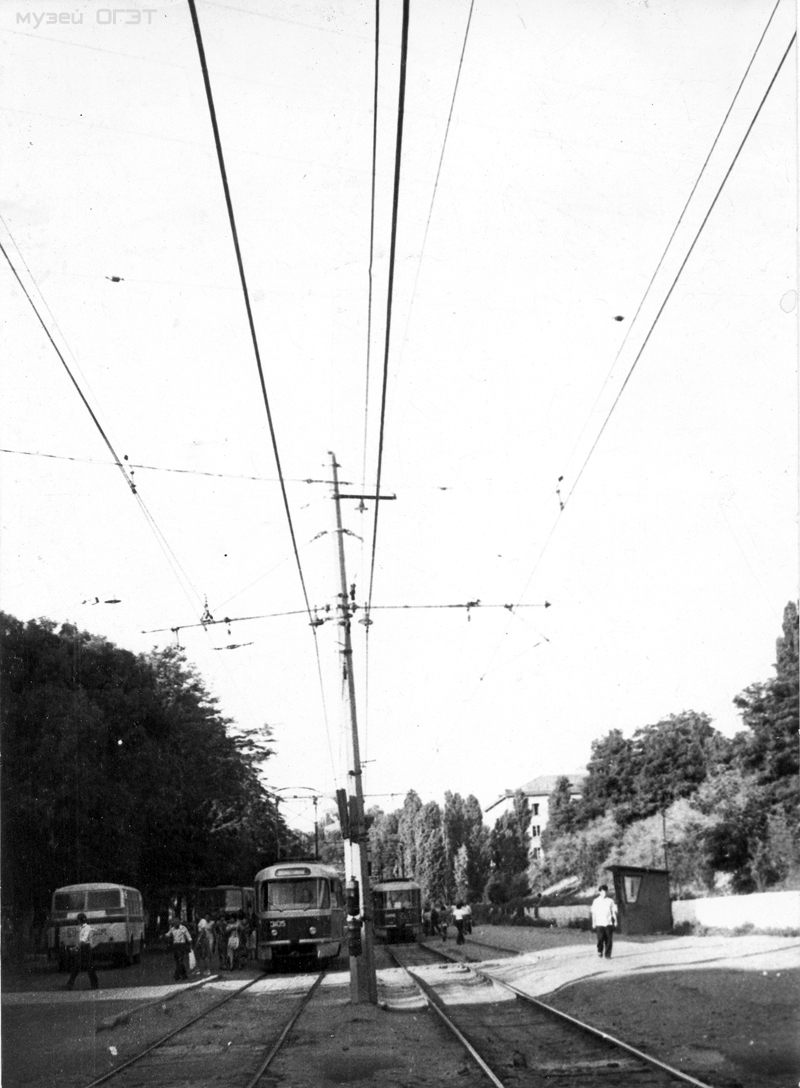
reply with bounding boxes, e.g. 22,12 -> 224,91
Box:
133,939 -> 142,965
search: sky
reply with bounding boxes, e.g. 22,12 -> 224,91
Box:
1,0 -> 797,838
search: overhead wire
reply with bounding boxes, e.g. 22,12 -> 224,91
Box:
360,0 -> 381,497
0,238 -> 211,618
563,26 -> 796,508
0,446 -> 351,485
558,0 -> 786,498
365,0 -> 410,619
186,0 -> 314,624
186,0 -> 339,788
459,19 -> 797,704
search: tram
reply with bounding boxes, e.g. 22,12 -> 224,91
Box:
254,861 -> 345,968
371,879 -> 422,942
195,885 -> 254,922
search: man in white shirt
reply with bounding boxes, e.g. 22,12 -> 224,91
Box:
590,884 -> 618,959
66,912 -> 99,990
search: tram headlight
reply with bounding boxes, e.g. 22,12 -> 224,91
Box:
271,929 -> 278,937
309,926 -> 317,935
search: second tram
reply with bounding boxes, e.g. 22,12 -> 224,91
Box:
371,879 -> 422,942
254,862 -> 345,968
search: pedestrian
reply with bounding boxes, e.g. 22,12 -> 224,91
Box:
167,917 -> 193,981
66,912 -> 99,990
590,884 -> 618,960
439,904 -> 449,943
195,917 -> 213,975
422,904 -> 432,937
226,918 -> 241,970
453,902 -> 465,945
214,913 -> 228,970
429,904 -> 440,940
463,902 -> 473,935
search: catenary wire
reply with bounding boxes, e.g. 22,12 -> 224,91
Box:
558,0 -> 786,494
457,24 -> 797,711
0,446 -> 351,485
0,240 -> 210,617
186,0 -> 315,625
396,0 -> 475,359
365,0 -> 410,618
361,0 -> 381,496
186,0 -> 338,785
0,240 -> 137,497
564,28 -> 796,507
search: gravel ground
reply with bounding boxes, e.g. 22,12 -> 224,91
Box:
3,928 -> 799,1087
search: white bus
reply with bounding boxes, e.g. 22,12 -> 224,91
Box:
47,883 -> 145,970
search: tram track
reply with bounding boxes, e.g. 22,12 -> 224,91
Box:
386,944 -> 716,1087
81,970 -> 325,1088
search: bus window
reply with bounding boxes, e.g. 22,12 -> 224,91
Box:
54,890 -> 86,912
87,889 -> 122,910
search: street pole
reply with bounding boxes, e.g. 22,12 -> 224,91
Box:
330,452 -> 377,1005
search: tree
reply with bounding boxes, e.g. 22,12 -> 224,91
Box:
397,791 -> 422,879
488,789 -> 531,899
415,802 -> 447,906
629,711 -> 729,820
578,729 -> 637,823
547,776 -> 578,836
734,601 -> 799,794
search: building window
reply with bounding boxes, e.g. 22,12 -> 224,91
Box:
532,803 -> 539,816
623,875 -> 642,903
531,847 -> 541,859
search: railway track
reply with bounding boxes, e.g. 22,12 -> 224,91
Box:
386,943 -> 716,1087
82,971 -> 325,1088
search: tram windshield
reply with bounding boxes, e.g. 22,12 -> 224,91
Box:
263,879 -> 330,911
384,889 -> 416,909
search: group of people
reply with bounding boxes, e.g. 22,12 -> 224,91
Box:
423,902 -> 472,946
166,911 -> 254,981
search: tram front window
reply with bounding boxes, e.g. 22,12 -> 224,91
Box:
265,880 -> 329,911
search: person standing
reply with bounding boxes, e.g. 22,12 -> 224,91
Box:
66,913 -> 98,990
195,918 -> 213,976
590,884 -> 618,959
429,905 -> 440,940
453,903 -> 465,945
167,917 -> 193,980
439,903 -> 450,943
462,902 -> 472,935
214,913 -> 228,970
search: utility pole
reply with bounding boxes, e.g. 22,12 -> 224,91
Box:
330,453 -> 377,1004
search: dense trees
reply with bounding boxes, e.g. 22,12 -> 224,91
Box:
1,614 -> 292,937
368,790 -> 489,907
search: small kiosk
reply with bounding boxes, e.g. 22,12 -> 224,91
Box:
607,865 -> 672,935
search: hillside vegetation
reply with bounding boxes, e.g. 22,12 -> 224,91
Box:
533,602 -> 799,899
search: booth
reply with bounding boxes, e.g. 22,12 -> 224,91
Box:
608,865 -> 672,935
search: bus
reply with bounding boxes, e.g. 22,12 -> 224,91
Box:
47,883 -> 145,970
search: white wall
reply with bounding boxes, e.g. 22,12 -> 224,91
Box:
672,890 -> 800,931
533,890 -> 800,931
